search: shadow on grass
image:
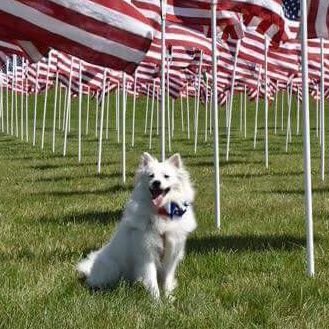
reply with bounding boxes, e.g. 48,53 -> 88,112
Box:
258,186 -> 329,195
224,170 -> 304,179
39,209 -> 122,225
32,183 -> 133,196
187,234 -> 309,254
1,156 -> 35,161
189,159 -> 263,167
28,160 -> 118,170
31,171 -> 134,183
0,137 -> 16,143
189,160 -> 245,167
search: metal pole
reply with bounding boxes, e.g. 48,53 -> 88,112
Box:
301,0 -> 315,276
320,38 -> 325,181
211,1 -> 220,228
160,0 -> 167,161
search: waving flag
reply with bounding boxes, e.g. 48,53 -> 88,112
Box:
166,0 -> 294,43
0,0 -> 155,73
307,0 -> 329,39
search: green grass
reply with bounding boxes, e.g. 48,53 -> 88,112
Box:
0,91 -> 329,329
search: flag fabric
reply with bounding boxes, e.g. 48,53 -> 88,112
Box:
166,0 -> 245,39
307,0 -> 329,39
166,0 -> 292,43
0,0 -> 155,73
0,40 -> 24,57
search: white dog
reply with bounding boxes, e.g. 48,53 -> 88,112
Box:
77,152 -> 197,299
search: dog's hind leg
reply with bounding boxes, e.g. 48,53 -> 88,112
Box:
79,253 -> 121,289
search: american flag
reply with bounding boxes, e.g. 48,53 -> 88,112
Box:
220,0 -> 289,43
0,40 -> 24,58
283,0 -> 300,21
307,0 -> 329,39
167,0 -> 292,43
0,0 -> 155,74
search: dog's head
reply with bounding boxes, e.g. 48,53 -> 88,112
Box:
138,152 -> 194,207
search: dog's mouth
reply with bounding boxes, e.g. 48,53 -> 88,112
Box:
150,187 -> 170,206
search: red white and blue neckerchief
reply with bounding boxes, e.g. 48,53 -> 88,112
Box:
157,202 -> 189,220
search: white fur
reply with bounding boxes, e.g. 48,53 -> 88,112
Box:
77,153 -> 197,299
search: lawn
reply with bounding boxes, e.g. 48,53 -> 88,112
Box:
0,91 -> 328,329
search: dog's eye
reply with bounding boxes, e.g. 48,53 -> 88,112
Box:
149,173 -> 155,178
164,174 -> 170,179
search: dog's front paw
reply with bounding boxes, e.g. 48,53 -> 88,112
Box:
164,278 -> 178,297
149,286 -> 161,300
165,294 -> 176,303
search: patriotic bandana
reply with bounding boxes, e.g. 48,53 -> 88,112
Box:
157,202 -> 189,220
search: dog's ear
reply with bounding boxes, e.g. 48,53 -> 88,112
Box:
167,153 -> 182,169
141,152 -> 154,167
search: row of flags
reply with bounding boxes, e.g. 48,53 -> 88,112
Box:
0,1 -> 327,72
0,39 -> 328,107
0,1 -> 328,105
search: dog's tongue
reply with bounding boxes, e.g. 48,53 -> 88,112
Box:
152,194 -> 164,208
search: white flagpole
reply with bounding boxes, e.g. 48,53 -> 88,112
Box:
180,93 -> 184,132
286,82 -> 293,152
0,75 -> 3,132
6,59 -> 9,134
186,83 -> 190,139
116,83 -> 121,143
68,89 -> 71,134
25,63 -> 29,142
320,38 -> 325,181
166,52 -> 172,153
78,59 -> 83,162
171,98 -> 175,138
132,71 -> 137,147
122,72 -> 127,183
281,90 -> 284,131
14,55 -> 18,137
41,53 -> 51,149
297,87 -> 300,135
20,60 -> 24,140
156,87 -> 160,135
205,74 -> 209,142
63,57 -> 74,156
149,80 -> 156,149
211,0 -> 220,228
301,0 -> 314,276
194,50 -> 203,153
106,82 -> 110,140
97,70 -> 107,174
144,84 -> 150,134
52,71 -> 59,153
244,84 -> 247,138
316,86 -> 319,138
95,90 -> 99,138
264,38 -> 269,168
209,82 -> 213,135
86,86 -> 90,135
160,0 -> 167,161
11,56 -> 15,136
225,90 -> 230,132
58,86 -> 62,131
239,92 -> 243,133
253,66 -> 262,149
32,63 -> 40,146
274,81 -> 278,135
62,86 -> 67,131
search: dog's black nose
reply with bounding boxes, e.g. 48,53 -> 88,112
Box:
152,180 -> 161,189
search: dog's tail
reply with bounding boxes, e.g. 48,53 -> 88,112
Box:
76,251 -> 98,278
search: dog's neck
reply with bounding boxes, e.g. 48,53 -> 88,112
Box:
156,202 -> 189,220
